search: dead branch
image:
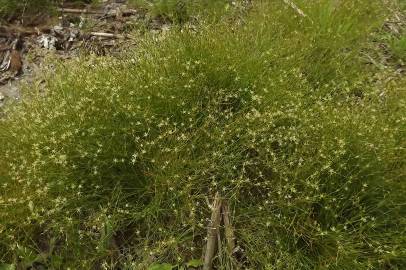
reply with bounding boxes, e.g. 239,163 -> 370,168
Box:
283,0 -> 311,20
221,201 -> 236,255
89,32 -> 124,39
57,8 -> 104,15
57,8 -> 137,16
203,192 -> 222,270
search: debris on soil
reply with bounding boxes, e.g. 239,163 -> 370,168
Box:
0,0 -> 170,107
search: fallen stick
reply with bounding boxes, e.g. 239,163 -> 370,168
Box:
203,192 -> 222,270
282,0 -> 310,19
58,8 -> 137,16
221,201 -> 236,255
89,32 -> 124,39
58,8 -> 104,15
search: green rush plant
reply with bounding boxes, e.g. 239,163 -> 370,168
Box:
129,0 -> 247,24
0,0 -> 405,269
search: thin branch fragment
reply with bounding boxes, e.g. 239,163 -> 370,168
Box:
57,8 -> 104,15
89,32 -> 124,39
283,0 -> 309,18
222,201 -> 236,255
57,8 -> 137,16
203,192 -> 222,270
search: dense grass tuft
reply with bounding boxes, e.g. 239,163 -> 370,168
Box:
0,0 -> 98,19
130,0 -> 248,23
0,0 -> 405,269
0,0 -> 56,18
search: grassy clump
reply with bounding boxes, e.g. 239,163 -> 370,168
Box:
390,35 -> 406,61
0,0 -> 98,19
130,0 -> 248,23
0,0 -> 405,269
0,0 -> 57,18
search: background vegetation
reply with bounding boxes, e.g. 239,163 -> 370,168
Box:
0,0 -> 100,19
0,0 -> 57,18
129,0 -> 245,23
0,0 -> 405,269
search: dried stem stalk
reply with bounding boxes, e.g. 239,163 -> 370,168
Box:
222,201 -> 236,255
283,0 -> 309,18
203,192 -> 222,270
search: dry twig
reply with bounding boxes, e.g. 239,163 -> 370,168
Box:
283,0 -> 312,21
57,8 -> 137,16
222,201 -> 236,255
203,192 -> 222,270
89,32 -> 124,39
57,8 -> 104,15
